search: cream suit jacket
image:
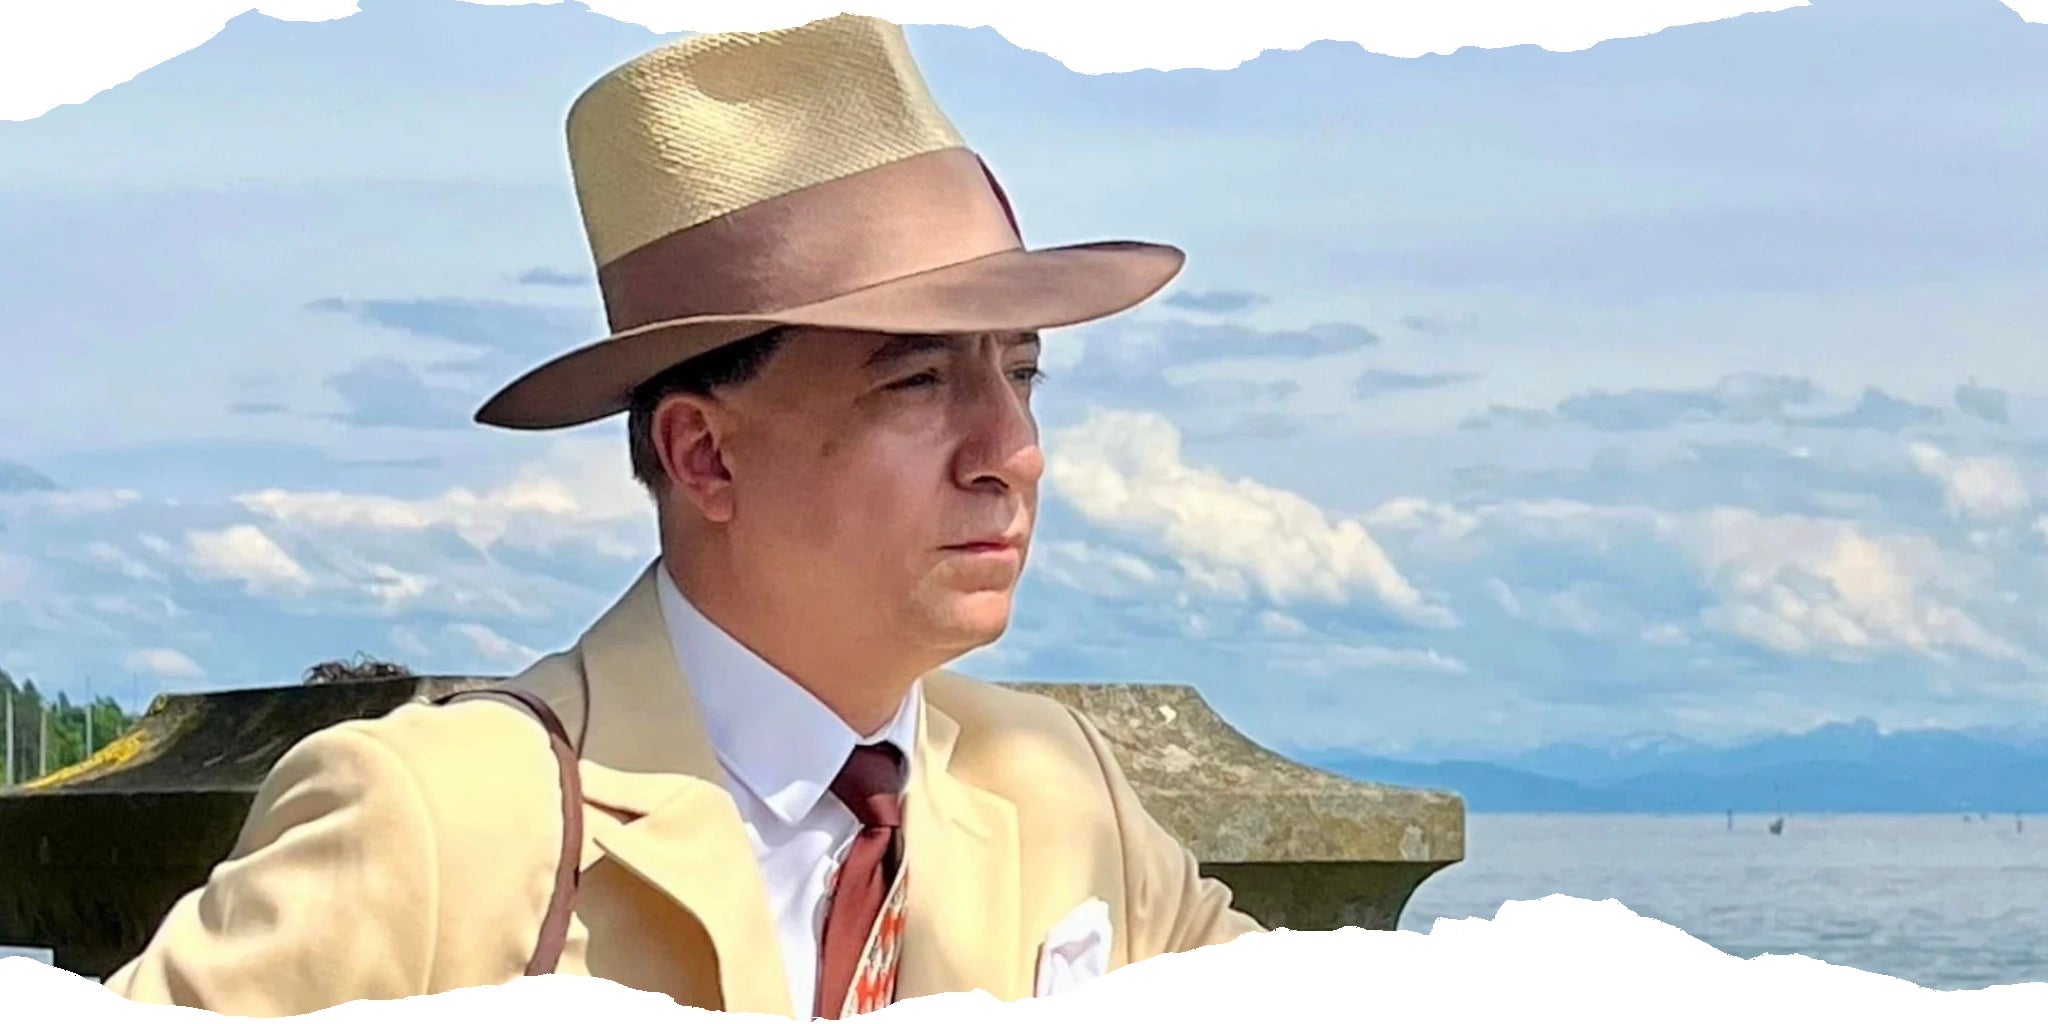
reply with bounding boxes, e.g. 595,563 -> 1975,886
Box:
105,564 -> 1264,1017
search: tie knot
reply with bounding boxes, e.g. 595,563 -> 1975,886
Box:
830,742 -> 904,829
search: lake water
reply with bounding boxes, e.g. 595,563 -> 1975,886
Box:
1398,813 -> 2048,991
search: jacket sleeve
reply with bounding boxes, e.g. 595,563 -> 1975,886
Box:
1066,708 -> 1267,959
103,721 -> 439,1017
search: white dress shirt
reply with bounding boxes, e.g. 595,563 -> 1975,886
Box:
655,567 -> 921,1017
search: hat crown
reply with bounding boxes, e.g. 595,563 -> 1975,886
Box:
566,15 -> 968,267
473,15 -> 1183,433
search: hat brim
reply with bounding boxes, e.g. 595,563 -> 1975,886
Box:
473,239 -> 1184,430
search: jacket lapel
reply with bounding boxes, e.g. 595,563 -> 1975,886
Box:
530,562 -> 794,1018
588,776 -> 792,1015
894,700 -> 1027,1003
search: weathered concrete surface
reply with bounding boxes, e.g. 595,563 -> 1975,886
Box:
1,676 -> 1465,976
1008,683 -> 1464,931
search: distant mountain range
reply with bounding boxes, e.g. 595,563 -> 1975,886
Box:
1300,719 -> 2048,813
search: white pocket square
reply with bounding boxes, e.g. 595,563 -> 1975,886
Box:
1034,897 -> 1112,998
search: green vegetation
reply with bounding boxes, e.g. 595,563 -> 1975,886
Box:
2,667 -> 142,787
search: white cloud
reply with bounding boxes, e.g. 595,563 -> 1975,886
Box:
189,522 -> 497,618
1490,499 -> 1673,546
1908,443 -> 2030,521
0,541 -> 29,601
1682,507 -> 2020,662
1536,587 -> 1612,636
236,438 -> 649,558
1041,331 -> 1087,374
383,622 -> 544,673
124,647 -> 204,678
183,438 -> 656,618
1389,494 -> 2027,663
1030,540 -> 1170,600
1270,641 -> 1469,677
387,625 -> 434,662
449,622 -> 543,670
87,591 -> 185,625
360,562 -> 434,612
1484,578 -> 1522,616
1379,497 -> 1674,563
1257,610 -> 1309,637
1363,497 -> 1482,549
0,440 -> 654,706
1047,409 -> 1453,626
184,523 -> 313,594
1485,578 -> 1616,636
1641,623 -> 1691,647
1389,494 -> 2029,666
0,488 -> 140,516
86,540 -> 165,582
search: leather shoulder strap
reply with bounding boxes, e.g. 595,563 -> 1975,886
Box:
433,687 -> 584,975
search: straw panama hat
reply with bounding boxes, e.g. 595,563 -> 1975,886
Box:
475,13 -> 1187,430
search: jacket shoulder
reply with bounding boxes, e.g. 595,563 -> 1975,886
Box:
106,655 -> 586,1009
920,670 -> 1116,802
288,655 -> 584,985
346,649 -> 587,766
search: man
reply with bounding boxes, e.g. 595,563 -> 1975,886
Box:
105,13 -> 1263,1019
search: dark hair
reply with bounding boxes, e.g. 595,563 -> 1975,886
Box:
626,327 -> 790,493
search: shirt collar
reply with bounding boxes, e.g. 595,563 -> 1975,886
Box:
655,564 -> 921,826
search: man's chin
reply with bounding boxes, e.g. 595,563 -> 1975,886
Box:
931,593 -> 1013,646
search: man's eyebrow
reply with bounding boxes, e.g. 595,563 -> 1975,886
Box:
861,332 -> 1041,368
862,334 -> 954,369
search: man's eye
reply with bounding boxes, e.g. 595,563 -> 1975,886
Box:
885,366 -> 1043,391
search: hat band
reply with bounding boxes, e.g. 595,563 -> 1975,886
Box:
597,147 -> 1023,334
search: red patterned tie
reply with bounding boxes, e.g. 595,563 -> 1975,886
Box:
816,742 -> 905,1020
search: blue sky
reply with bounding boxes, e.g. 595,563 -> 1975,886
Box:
4,0 -> 2048,758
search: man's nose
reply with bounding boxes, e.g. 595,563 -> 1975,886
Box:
954,365 -> 1045,493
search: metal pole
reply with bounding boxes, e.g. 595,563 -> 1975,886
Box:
4,687 -> 13,787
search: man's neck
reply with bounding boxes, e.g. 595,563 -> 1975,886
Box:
661,558 -> 923,736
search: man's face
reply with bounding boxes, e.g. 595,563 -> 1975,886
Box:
687,327 -> 1046,661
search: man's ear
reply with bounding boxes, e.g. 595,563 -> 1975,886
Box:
653,393 -> 737,524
